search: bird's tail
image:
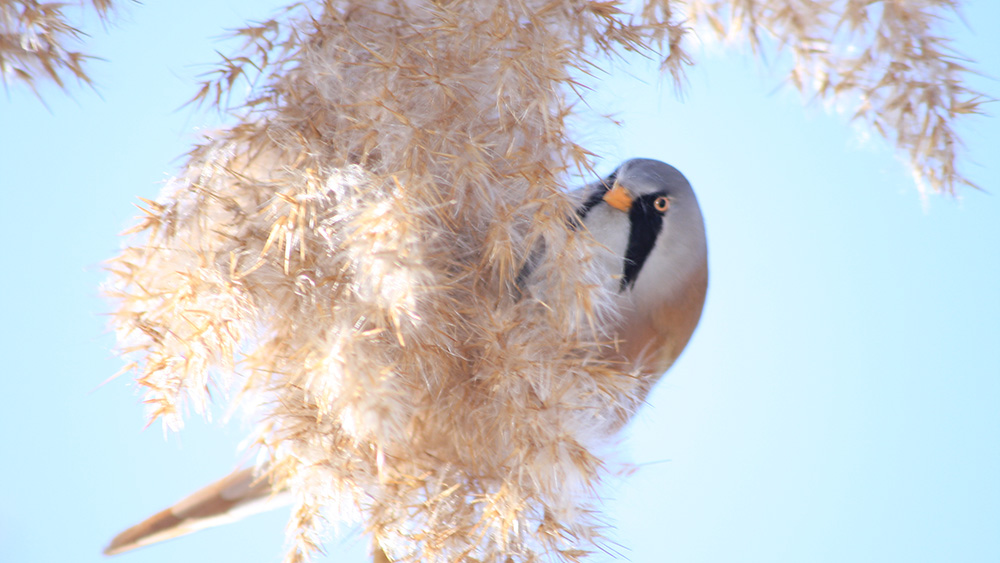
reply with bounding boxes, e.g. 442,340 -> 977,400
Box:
103,467 -> 287,556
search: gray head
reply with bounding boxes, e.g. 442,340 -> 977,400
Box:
577,158 -> 706,294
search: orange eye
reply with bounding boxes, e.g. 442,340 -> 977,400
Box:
654,196 -> 670,212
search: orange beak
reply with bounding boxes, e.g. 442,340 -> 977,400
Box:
603,182 -> 634,212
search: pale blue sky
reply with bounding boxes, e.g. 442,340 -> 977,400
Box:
1,2 -> 997,563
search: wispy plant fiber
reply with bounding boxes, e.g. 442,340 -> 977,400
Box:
0,0 -> 113,94
108,2 -> 667,561
100,1 -> 989,562
3,0 -> 986,194
683,0 -> 987,194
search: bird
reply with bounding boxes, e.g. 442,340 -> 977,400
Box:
574,158 -> 709,401
103,158 -> 708,558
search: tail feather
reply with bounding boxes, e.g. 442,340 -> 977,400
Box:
104,467 -> 287,555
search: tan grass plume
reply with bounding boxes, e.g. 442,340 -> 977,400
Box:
93,1 -> 989,562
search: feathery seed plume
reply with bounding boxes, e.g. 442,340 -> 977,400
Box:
107,2 -> 667,561
100,1 -> 989,561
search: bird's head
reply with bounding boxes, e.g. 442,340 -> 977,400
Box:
578,158 -> 707,295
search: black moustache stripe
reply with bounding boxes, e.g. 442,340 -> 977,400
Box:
621,193 -> 666,291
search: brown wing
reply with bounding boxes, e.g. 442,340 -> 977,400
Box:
104,467 -> 286,555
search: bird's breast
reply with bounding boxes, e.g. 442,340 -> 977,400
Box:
608,261 -> 707,398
